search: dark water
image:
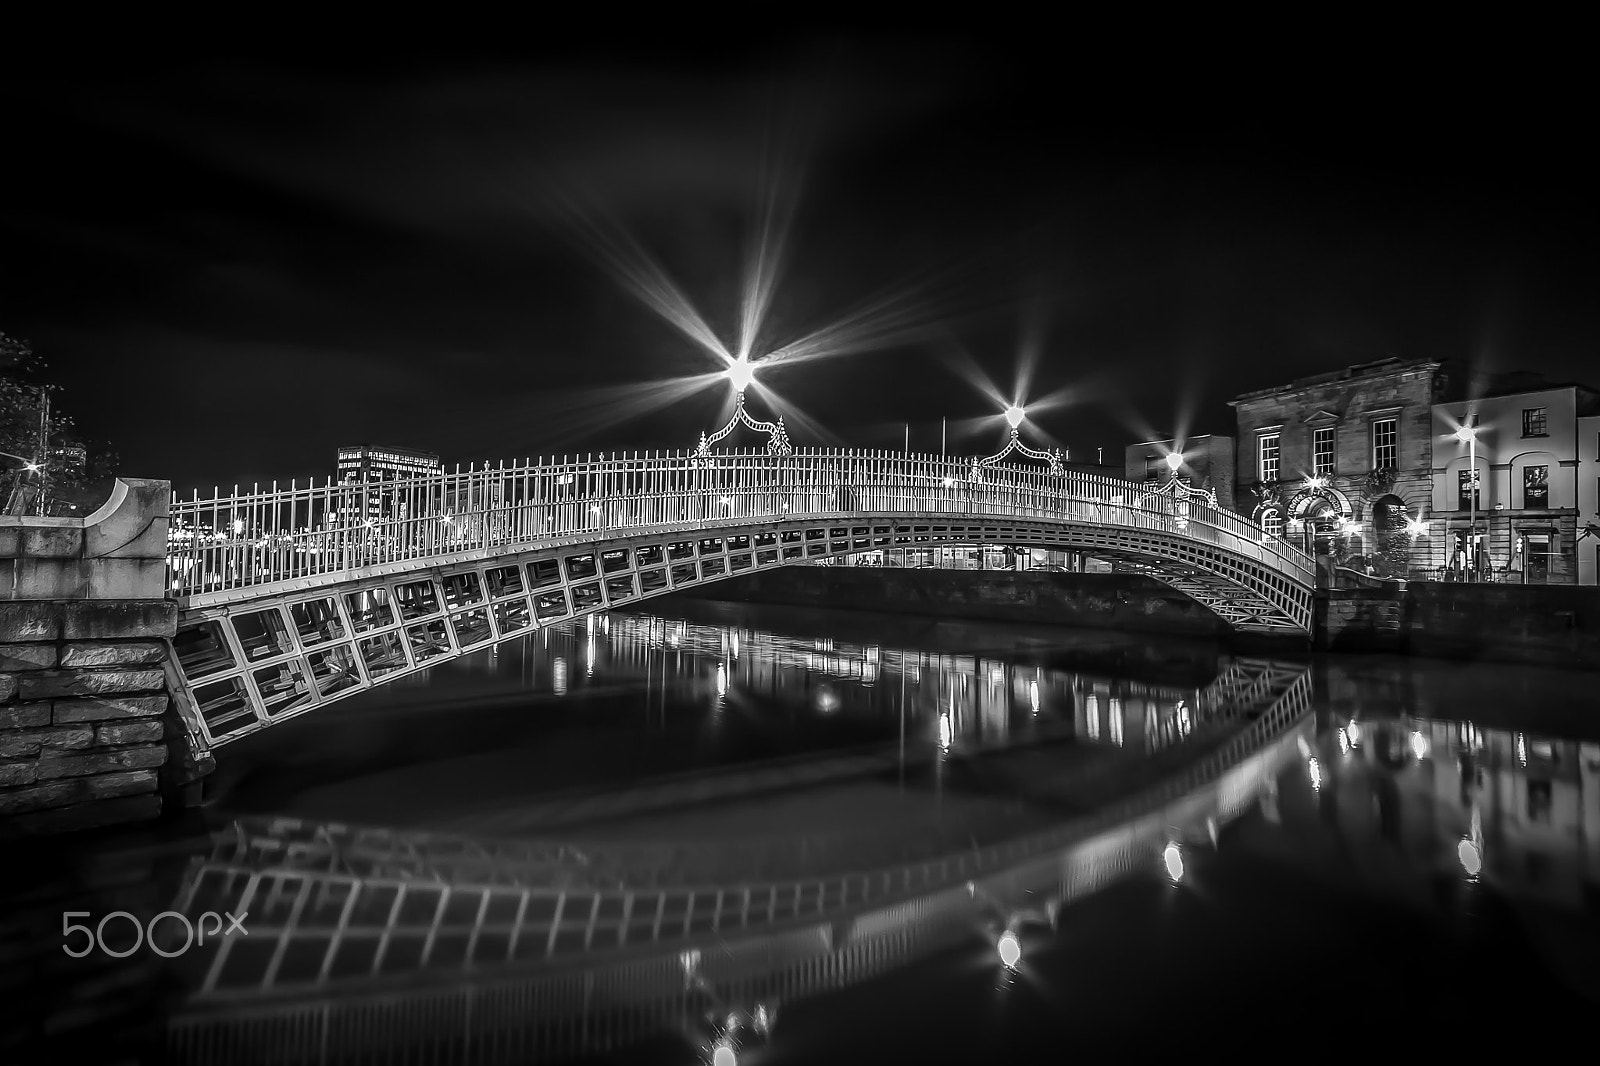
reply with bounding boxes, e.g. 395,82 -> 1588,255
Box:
5,599 -> 1599,1064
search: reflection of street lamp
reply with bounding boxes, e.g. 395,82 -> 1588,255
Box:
1455,423 -> 1478,579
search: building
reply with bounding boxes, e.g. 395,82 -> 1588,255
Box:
1230,358 -> 1461,574
1432,382 -> 1600,584
337,444 -> 443,484
1124,435 -> 1236,512
1581,413 -> 1600,586
335,444 -> 443,524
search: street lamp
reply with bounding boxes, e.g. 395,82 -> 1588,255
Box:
1455,424 -> 1478,580
1004,404 -> 1026,431
0,451 -> 40,472
1165,452 -> 1182,475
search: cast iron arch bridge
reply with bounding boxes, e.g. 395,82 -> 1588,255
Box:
166,447 -> 1314,750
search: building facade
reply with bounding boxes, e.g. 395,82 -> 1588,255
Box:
1124,435 -> 1236,512
1432,385 -> 1600,584
335,444 -> 444,525
1231,358 -> 1459,575
1581,414 -> 1600,587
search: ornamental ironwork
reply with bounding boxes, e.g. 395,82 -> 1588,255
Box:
1149,475 -> 1218,510
970,427 -> 1063,481
694,391 -> 792,460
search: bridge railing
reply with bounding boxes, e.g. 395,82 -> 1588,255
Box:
168,450 -> 1312,603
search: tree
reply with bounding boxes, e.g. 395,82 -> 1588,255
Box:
1,332 -> 118,516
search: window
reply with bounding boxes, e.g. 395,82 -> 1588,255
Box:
1259,433 -> 1280,482
1371,418 -> 1397,469
1458,468 -> 1480,510
1261,508 -> 1284,538
1144,456 -> 1162,482
1523,465 -> 1549,508
1313,426 -> 1336,477
1522,408 -> 1547,437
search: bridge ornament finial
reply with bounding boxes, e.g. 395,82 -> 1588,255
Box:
974,428 -> 1064,477
694,390 -> 794,461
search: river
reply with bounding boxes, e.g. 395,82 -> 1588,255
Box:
6,599 -> 1599,1063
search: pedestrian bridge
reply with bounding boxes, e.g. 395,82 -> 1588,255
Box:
167,449 -> 1314,749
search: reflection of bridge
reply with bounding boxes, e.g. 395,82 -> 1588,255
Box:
167,450 -> 1314,749
164,662 -> 1312,1064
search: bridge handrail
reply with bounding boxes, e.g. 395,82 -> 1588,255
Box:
167,449 -> 1313,602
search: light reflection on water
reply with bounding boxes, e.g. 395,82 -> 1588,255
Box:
10,604 -> 1600,1064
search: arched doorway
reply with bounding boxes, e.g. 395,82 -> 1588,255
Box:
1370,493 -> 1412,578
1300,498 -> 1339,556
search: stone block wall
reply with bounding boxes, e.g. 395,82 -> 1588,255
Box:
1,477 -> 211,835
0,601 -> 181,833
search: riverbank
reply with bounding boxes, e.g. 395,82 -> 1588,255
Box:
676,566 -> 1600,668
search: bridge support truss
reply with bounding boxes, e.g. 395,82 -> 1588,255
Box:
171,512 -> 1312,749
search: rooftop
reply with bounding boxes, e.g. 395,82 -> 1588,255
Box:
1230,357 -> 1443,404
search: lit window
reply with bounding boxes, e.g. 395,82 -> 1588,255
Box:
1313,426 -> 1336,477
1259,434 -> 1280,482
1522,408 -> 1547,437
1458,469 -> 1480,510
1371,419 -> 1397,469
1523,465 -> 1549,508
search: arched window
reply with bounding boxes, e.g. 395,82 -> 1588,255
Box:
1261,507 -> 1284,538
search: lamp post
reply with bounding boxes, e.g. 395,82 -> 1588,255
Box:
1,450 -> 41,517
1455,424 -> 1478,580
1165,452 -> 1182,479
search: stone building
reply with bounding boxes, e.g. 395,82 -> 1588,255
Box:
1433,381 -> 1600,584
1230,358 -> 1462,575
1124,435 -> 1236,512
1581,413 -> 1600,586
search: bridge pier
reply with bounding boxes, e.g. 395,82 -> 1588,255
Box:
0,478 -> 212,835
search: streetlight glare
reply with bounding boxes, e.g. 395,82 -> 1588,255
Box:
1004,404 -> 1025,430
1454,424 -> 1477,443
726,358 -> 755,393
1165,452 -> 1182,472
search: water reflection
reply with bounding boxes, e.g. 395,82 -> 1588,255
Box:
13,605 -> 1600,1064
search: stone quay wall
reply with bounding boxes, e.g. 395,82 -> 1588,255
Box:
0,479 -> 210,835
679,566 -> 1236,640
684,564 -> 1600,669
1316,581 -> 1600,668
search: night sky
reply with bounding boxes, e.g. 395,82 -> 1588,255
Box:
3,39 -> 1594,492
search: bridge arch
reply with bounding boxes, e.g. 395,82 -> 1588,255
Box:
166,451 -> 1314,748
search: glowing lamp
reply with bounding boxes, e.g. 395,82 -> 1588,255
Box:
711,1041 -> 738,1066
726,359 -> 755,393
1410,730 -> 1429,760
996,931 -> 1021,969
1457,838 -> 1483,878
24,461 -> 39,472
1165,452 -> 1182,472
1454,424 -> 1477,443
1163,842 -> 1184,882
1004,405 -> 1025,430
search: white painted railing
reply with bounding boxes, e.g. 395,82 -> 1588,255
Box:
168,449 -> 1314,603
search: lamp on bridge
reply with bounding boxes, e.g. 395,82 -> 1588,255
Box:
1165,452 -> 1182,475
975,402 -> 1063,475
693,356 -> 792,458
726,357 -> 755,396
